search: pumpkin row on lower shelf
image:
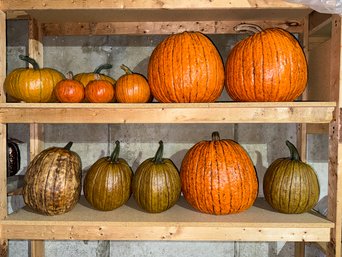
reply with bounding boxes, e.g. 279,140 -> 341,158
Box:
22,132 -> 319,217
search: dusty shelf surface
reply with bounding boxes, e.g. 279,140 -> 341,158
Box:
0,102 -> 336,124
2,197 -> 333,242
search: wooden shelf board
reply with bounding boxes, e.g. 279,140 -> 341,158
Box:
2,197 -> 333,242
1,0 -> 312,23
0,102 -> 335,124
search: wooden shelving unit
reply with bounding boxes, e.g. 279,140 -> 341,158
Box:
0,1 -> 341,257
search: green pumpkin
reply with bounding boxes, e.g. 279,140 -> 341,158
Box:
263,140 -> 320,214
132,141 -> 181,213
83,141 -> 133,211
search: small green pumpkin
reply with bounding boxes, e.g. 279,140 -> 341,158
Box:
83,141 -> 133,211
263,140 -> 320,214
132,141 -> 181,213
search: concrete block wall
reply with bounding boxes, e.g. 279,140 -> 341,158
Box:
6,20 -> 328,257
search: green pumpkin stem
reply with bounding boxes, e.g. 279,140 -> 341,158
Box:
152,140 -> 164,164
120,64 -> 133,75
64,141 -> 73,150
286,140 -> 301,161
212,131 -> 220,141
110,140 -> 120,163
19,55 -> 40,70
94,64 -> 113,74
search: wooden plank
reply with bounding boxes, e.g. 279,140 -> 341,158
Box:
326,14 -> 342,257
0,240 -> 8,257
41,20 -> 304,36
31,240 -> 44,257
0,9 -> 8,257
0,103 -> 335,124
1,197 -> 333,242
28,18 -> 45,257
1,0 -> 308,10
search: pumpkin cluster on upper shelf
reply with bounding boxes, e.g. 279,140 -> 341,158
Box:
22,132 -> 319,217
4,24 -> 308,104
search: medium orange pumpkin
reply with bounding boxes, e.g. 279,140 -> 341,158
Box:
115,64 -> 151,103
180,132 -> 258,215
85,74 -> 115,103
225,24 -> 308,102
54,72 -> 85,103
148,31 -> 224,103
73,64 -> 116,87
4,55 -> 64,103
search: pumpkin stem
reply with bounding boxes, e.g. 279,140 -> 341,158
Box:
286,140 -> 301,161
120,64 -> 133,75
152,140 -> 164,164
64,141 -> 73,150
212,131 -> 220,141
66,71 -> 74,80
110,140 -> 120,163
234,23 -> 263,34
94,64 -> 113,74
19,55 -> 40,70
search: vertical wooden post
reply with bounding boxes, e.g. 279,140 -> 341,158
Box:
0,10 -> 8,257
326,14 -> 342,257
294,15 -> 309,257
28,18 -> 45,257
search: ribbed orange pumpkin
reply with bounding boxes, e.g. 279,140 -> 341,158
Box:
54,72 -> 85,103
85,74 -> 115,103
225,24 -> 308,102
115,64 -> 151,103
180,132 -> 258,215
4,55 -> 64,103
148,31 -> 224,103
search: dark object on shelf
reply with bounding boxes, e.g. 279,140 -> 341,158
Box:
7,138 -> 21,177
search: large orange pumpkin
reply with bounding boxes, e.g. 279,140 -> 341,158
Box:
225,24 -> 308,102
148,31 -> 224,103
180,132 -> 258,215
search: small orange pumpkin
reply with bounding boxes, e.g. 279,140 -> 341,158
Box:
54,72 -> 85,103
148,31 -> 224,103
115,64 -> 151,103
180,131 -> 258,215
85,74 -> 115,103
225,24 -> 308,102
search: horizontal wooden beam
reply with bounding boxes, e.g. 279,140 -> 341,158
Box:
0,102 -> 335,124
41,20 -> 304,36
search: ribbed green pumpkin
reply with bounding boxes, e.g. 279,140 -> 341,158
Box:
83,141 -> 133,211
22,142 -> 82,216
132,141 -> 181,213
263,140 -> 320,214
4,55 -> 65,103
